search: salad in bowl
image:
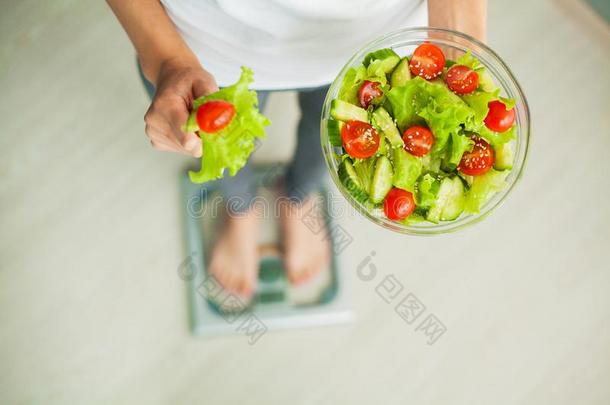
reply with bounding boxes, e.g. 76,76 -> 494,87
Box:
321,28 -> 529,234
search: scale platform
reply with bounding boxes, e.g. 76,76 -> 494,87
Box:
180,164 -> 353,338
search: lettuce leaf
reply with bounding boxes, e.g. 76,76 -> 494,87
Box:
477,125 -> 516,148
188,67 -> 271,184
447,131 -> 474,167
416,173 -> 441,209
338,65 -> 367,105
385,77 -> 429,130
464,168 -> 509,213
456,51 -> 484,72
461,90 -> 516,148
387,77 -> 476,159
462,89 -> 499,124
415,79 -> 475,156
456,51 -> 496,92
338,64 -> 387,105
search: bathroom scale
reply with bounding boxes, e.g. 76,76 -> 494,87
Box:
180,164 -> 353,338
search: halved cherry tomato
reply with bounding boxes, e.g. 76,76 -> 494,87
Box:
484,100 -> 515,132
341,120 -> 380,159
402,126 -> 434,157
383,188 -> 416,220
409,43 -> 446,80
196,100 -> 236,133
458,136 -> 494,176
445,64 -> 479,94
357,80 -> 383,109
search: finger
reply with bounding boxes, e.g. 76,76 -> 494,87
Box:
181,132 -> 203,157
146,125 -> 194,156
148,121 -> 201,157
145,123 -> 183,150
164,107 -> 203,157
149,139 -> 173,152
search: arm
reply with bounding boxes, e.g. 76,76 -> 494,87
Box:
428,0 -> 487,42
107,0 -> 218,156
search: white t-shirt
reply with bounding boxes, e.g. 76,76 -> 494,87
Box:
160,0 -> 427,90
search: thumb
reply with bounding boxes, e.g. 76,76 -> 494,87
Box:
192,76 -> 219,99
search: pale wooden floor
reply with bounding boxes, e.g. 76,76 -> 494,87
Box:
1,0 -> 609,404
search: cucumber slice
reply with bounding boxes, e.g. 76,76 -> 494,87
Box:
326,119 -> 344,147
370,156 -> 393,203
353,157 -> 376,193
377,136 -> 388,156
390,57 -> 411,87
392,148 -> 422,192
426,177 -> 454,223
440,177 -> 466,221
372,107 -> 404,147
363,48 -> 401,71
426,177 -> 466,222
494,142 -> 514,170
330,99 -> 368,122
338,159 -> 369,204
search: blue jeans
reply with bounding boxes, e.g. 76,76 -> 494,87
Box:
139,65 -> 329,212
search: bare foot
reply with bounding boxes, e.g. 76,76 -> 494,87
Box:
280,196 -> 331,285
208,207 -> 259,298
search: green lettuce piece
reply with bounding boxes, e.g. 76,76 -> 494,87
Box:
456,51 -> 484,71
338,65 -> 366,105
464,168 -> 509,213
401,211 -> 427,225
456,51 -> 496,92
478,125 -> 516,148
392,148 -> 422,192
500,96 -> 516,110
387,77 -> 475,158
385,78 -> 428,130
461,90 -> 517,148
462,89 -> 499,124
447,131 -> 474,167
416,173 -> 441,209
338,64 -> 387,105
417,81 -> 475,156
366,60 -> 390,82
421,155 -> 442,173
188,67 -> 271,183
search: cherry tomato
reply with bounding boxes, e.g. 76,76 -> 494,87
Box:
196,100 -> 236,133
383,188 -> 416,220
445,64 -> 479,94
458,136 -> 494,176
409,43 -> 446,80
402,126 -> 435,157
341,120 -> 380,159
484,100 -> 515,133
357,80 -> 383,109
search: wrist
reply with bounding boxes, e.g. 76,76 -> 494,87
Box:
143,53 -> 201,86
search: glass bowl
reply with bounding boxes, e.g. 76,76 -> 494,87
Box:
320,27 -> 530,235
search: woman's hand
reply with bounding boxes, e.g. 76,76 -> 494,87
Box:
428,0 -> 487,43
144,60 -> 219,157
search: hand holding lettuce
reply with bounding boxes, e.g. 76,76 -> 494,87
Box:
185,67 -> 270,184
